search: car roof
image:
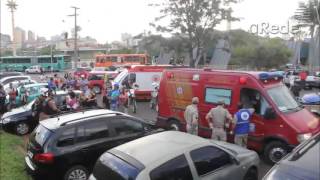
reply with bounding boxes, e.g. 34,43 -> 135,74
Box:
113,131 -> 209,166
0,75 -> 31,82
40,109 -> 126,130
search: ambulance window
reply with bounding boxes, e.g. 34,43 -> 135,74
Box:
205,88 -> 232,105
240,88 -> 270,116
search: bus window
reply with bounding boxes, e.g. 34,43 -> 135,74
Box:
111,57 -> 117,62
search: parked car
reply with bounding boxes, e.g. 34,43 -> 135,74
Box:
25,109 -> 161,180
74,67 -> 91,79
263,132 -> 320,180
4,79 -> 37,93
25,65 -> 42,74
0,72 -> 23,79
6,83 -> 48,107
0,75 -> 31,86
0,90 -> 82,135
90,131 -> 260,180
305,75 -> 320,89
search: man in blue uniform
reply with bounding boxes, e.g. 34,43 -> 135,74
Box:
232,103 -> 255,148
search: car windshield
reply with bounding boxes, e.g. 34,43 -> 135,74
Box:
114,70 -> 127,83
267,85 -> 300,112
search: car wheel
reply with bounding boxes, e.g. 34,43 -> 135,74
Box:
264,141 -> 288,165
64,165 -> 88,180
243,167 -> 258,180
168,120 -> 181,131
15,122 -> 30,135
93,86 -> 101,94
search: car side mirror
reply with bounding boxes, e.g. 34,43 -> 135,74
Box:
264,107 -> 276,120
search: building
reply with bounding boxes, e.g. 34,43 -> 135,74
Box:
14,27 -> 26,48
0,33 -> 11,48
27,30 -> 35,42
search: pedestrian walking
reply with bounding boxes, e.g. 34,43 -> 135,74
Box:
110,83 -> 120,111
232,103 -> 255,148
0,85 -> 7,114
8,83 -> 17,110
119,88 -> 129,113
80,75 -> 89,94
19,84 -> 29,105
206,100 -> 232,141
48,77 -> 57,93
184,97 -> 199,135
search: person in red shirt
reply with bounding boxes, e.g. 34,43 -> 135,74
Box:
299,71 -> 308,89
119,88 -> 129,114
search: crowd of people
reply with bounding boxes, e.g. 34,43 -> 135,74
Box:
184,97 -> 255,148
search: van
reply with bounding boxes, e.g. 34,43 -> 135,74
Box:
113,65 -> 173,100
156,68 -> 320,164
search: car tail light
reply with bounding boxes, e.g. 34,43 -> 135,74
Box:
34,153 -> 54,164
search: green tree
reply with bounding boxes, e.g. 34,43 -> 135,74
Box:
150,0 -> 239,67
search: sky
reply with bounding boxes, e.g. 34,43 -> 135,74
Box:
0,0 -> 302,43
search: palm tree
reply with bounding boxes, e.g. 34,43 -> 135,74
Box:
293,0 -> 320,68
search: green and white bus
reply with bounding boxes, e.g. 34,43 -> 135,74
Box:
0,55 -> 72,72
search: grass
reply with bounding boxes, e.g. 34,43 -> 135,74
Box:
0,131 -> 31,180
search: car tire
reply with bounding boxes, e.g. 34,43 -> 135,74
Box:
64,165 -> 89,180
15,122 -> 30,135
243,167 -> 258,180
168,120 -> 181,131
264,141 -> 288,165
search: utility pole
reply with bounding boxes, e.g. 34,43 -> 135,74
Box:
6,0 -> 17,56
69,6 -> 79,69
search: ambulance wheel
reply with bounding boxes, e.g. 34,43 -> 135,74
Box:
168,120 -> 180,131
264,141 -> 288,165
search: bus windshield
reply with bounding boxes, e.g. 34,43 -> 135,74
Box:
267,85 -> 300,112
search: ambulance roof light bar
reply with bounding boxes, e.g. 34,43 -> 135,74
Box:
258,72 -> 283,81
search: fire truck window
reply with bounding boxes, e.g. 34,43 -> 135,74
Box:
205,88 -> 232,105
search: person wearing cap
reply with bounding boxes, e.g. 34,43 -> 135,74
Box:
184,97 -> 199,135
206,100 -> 232,141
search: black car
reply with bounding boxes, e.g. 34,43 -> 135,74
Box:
263,132 -> 320,180
0,90 -> 82,135
25,109 -> 161,180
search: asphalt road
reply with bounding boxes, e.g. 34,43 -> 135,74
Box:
27,72 -> 319,180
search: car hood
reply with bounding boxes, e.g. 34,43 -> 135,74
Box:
283,108 -> 320,134
2,105 -> 31,119
266,160 -> 319,180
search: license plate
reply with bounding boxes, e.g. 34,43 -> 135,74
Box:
27,151 -> 33,159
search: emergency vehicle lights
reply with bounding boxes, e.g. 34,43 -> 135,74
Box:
239,77 -> 247,84
258,72 -> 283,81
166,72 -> 174,79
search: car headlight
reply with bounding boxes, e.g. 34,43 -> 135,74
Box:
297,133 -> 312,143
1,117 -> 11,124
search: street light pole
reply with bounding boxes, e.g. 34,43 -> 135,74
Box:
69,6 -> 79,69
6,0 -> 18,56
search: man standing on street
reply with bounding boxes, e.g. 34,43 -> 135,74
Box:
206,100 -> 232,141
232,103 -> 255,148
184,97 -> 199,135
